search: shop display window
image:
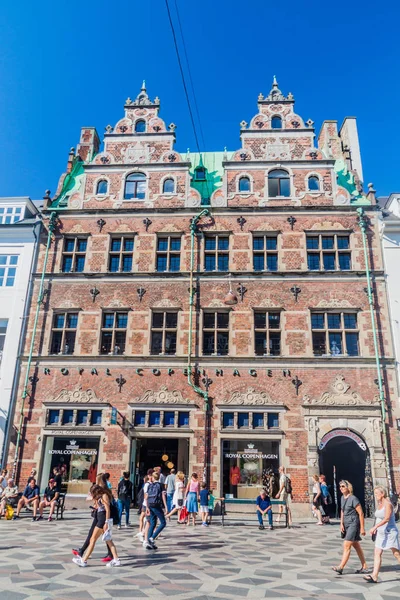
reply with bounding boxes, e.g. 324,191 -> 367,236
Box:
222,439 -> 279,499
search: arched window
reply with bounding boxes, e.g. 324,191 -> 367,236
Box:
239,176 -> 251,192
124,173 -> 146,200
271,116 -> 282,129
135,120 -> 146,133
163,178 -> 175,194
96,180 -> 108,195
308,175 -> 320,191
268,169 -> 290,197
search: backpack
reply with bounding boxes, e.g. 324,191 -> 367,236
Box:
147,481 -> 163,508
285,476 -> 293,495
136,486 -> 144,508
110,499 -> 119,525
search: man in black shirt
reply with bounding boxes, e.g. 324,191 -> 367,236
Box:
52,467 -> 62,492
37,479 -> 60,521
117,471 -> 133,528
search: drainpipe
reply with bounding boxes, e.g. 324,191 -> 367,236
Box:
187,208 -> 210,482
12,211 -> 58,480
357,207 -> 393,496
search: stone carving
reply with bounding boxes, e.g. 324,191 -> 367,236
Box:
263,140 -> 293,160
211,189 -> 226,207
226,387 -> 278,406
122,143 -> 155,164
315,298 -> 353,308
53,387 -> 100,403
133,385 -> 190,404
186,189 -> 201,207
303,375 -> 379,406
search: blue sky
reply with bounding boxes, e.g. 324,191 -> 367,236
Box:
0,0 -> 398,199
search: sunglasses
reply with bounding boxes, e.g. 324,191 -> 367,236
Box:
339,485 -> 347,488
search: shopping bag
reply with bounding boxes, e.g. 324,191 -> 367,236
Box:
5,504 -> 14,520
178,506 -> 188,523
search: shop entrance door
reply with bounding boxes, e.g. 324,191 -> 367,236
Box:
134,437 -> 189,496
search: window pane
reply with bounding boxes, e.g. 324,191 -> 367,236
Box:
50,331 -> 63,354
253,413 -> 264,428
64,239 -> 75,252
329,333 -> 342,354
271,116 -> 282,129
169,255 -> 180,271
268,178 -> 279,197
205,255 -> 216,271
253,237 -> 264,250
62,256 -> 73,272
97,180 -> 108,194
218,237 -> 229,250
152,313 -> 164,328
307,253 -> 320,270
165,312 -> 177,328
254,312 -> 266,329
124,238 -> 134,251
67,313 -> 78,328
149,412 -> 161,426
217,313 -> 229,328
269,332 -> 281,355
116,313 -> 128,328
77,410 -> 88,425
308,176 -> 320,191
165,332 -> 176,354
203,313 -> 215,328
48,410 -> 59,425
54,314 -> 65,328
322,237 -> 334,249
239,177 -> 250,192
0,256 -> 6,265
323,253 -> 335,270
312,332 -> 326,355
156,256 -> 167,272
103,313 -> 114,328
344,314 -> 357,329
178,412 -> 190,427
75,255 -> 85,272
64,331 -> 76,354
238,413 -> 249,428
327,314 -> 341,329
267,254 -> 278,271
135,120 -> 146,132
122,255 -> 132,271
203,331 -> 215,354
136,181 -> 146,199
111,239 -> 121,251
164,411 -> 175,426
205,237 -> 216,250
10,256 -> 18,265
151,332 -> 163,354
170,238 -> 181,251
346,332 -> 359,356
255,331 -> 266,355
91,410 -> 102,426
339,253 -> 351,270
124,181 -> 135,199
218,255 -> 229,271
134,411 -> 146,426
280,178 -> 290,197
216,332 -> 229,355
266,237 -> 277,250
158,238 -> 168,251
268,413 -> 279,428
306,237 -> 319,250
63,410 -> 74,425
269,313 -> 280,328
77,239 -> 87,252
253,255 -> 264,270
163,179 -> 175,193
311,314 -> 324,329
114,332 -> 126,353
337,236 -> 350,249
101,332 -> 113,354
223,412 -> 234,428
109,256 -> 120,272
6,275 -> 15,286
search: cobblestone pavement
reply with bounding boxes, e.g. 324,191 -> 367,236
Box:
1,513 -> 400,599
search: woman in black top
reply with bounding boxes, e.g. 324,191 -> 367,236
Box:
332,480 -> 368,575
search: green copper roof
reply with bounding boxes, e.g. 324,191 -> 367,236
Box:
188,152 -> 229,204
51,158 -> 85,208
334,159 -> 368,205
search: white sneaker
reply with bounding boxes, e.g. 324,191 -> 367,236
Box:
72,556 -> 87,568
117,525 -> 121,530
107,558 -> 121,567
136,532 -> 144,541
142,540 -> 153,550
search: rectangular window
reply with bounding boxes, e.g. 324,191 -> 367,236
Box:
253,412 -> 264,428
0,206 -> 23,224
306,234 -> 351,271
100,311 -> 128,355
156,236 -> 181,272
0,255 -> 18,287
311,311 -> 359,356
77,410 -> 88,425
204,235 -> 229,271
48,409 -> 60,425
91,410 -> 102,426
0,319 -> 8,358
150,312 -> 178,355
253,236 -> 278,271
62,409 -> 74,425
50,312 -> 78,354
268,413 -> 279,428
61,237 -> 87,273
108,236 -> 134,272
203,311 -> 229,355
178,411 -> 190,427
238,412 -> 250,428
254,311 -> 281,356
134,410 -> 146,426
149,411 -> 161,427
164,411 -> 175,427
222,412 -> 234,428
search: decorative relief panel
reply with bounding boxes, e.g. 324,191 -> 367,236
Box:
132,385 -> 191,404
53,387 -> 101,403
225,387 -> 278,406
303,375 -> 379,406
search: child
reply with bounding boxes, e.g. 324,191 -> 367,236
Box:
199,483 -> 209,526
207,489 -> 223,524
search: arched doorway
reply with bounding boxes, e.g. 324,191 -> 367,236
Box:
318,429 -> 373,517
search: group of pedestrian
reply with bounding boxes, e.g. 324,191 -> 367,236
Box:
311,473 -> 332,525
333,480 -> 400,584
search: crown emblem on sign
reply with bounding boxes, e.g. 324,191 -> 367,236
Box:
247,443 -> 255,449
69,440 -> 77,446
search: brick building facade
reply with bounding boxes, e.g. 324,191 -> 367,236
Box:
6,79 -> 399,516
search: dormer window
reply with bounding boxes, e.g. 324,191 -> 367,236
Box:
308,175 -> 320,191
0,206 -> 23,224
268,169 -> 290,197
239,176 -> 251,192
135,120 -> 146,133
271,116 -> 282,129
194,167 -> 206,181
163,178 -> 175,194
96,180 -> 108,195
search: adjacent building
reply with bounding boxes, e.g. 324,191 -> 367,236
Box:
6,80 -> 400,516
0,197 -> 41,466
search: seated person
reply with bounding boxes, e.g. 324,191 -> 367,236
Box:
0,478 -> 19,517
38,478 -> 60,522
256,489 -> 273,530
13,478 -> 40,521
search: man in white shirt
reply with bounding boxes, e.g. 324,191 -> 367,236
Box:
275,466 -> 292,526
